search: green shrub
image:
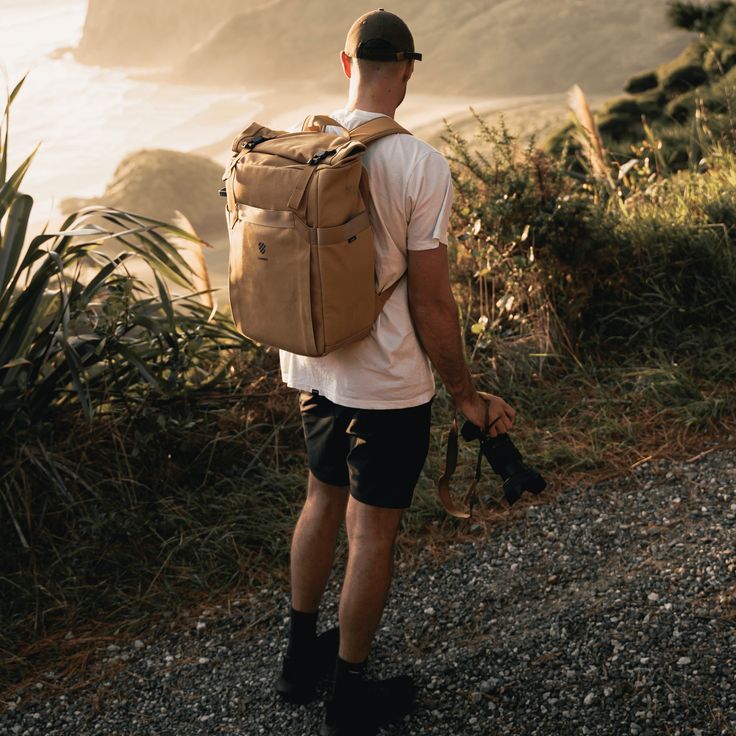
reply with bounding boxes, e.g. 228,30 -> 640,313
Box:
601,96 -> 645,117
636,89 -> 668,117
598,113 -> 641,141
662,63 -> 710,95
578,168 -> 736,349
625,70 -> 659,94
665,85 -> 731,121
665,93 -> 697,122
0,80 -> 244,426
543,121 -> 577,158
667,1 -> 732,33
592,94 -> 664,143
447,113 -> 736,357
658,42 -> 708,96
0,79 -> 252,672
716,4 -> 736,43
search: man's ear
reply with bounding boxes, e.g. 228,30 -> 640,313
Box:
340,51 -> 352,80
402,59 -> 414,83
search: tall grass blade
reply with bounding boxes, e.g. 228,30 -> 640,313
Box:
60,339 -> 92,420
5,75 -> 28,111
0,122 -> 7,188
0,193 -> 32,295
171,211 -> 214,310
642,120 -> 671,177
154,272 -> 177,336
1,75 -> 27,185
115,343 -> 161,388
0,144 -> 39,222
567,85 -> 614,190
689,108 -> 703,171
80,253 -> 132,302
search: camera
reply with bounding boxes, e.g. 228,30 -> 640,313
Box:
460,421 -> 547,506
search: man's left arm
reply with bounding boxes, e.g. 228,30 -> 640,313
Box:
404,152 -> 515,436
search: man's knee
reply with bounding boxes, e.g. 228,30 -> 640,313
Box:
346,496 -> 403,550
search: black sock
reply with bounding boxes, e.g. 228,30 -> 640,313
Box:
286,607 -> 318,658
332,655 -> 367,701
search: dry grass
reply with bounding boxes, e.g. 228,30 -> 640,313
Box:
3,365 -> 734,700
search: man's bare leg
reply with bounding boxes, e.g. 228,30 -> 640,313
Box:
338,496 -> 404,663
290,471 -> 349,613
277,472 -> 348,703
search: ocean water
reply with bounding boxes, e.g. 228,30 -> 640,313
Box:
0,0 -> 260,229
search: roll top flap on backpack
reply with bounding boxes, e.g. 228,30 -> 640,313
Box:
223,114 -> 412,357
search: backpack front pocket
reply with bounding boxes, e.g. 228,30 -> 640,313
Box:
314,212 -> 375,352
228,205 -> 319,356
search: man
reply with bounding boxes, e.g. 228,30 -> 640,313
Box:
276,9 -> 516,736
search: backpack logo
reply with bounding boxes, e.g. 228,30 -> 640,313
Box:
258,241 -> 267,255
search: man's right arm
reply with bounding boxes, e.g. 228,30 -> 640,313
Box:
407,244 -> 515,436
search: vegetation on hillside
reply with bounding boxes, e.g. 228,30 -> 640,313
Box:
3,15 -> 736,692
0,79 -> 260,685
547,0 -> 736,169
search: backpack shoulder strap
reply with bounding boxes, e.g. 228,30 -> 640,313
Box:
349,116 -> 411,145
301,114 -> 349,135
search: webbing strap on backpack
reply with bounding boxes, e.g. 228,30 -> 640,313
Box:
349,116 -> 411,144
300,114 -> 411,142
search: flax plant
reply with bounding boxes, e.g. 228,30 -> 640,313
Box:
0,79 -> 244,428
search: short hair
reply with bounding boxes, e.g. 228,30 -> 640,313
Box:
352,56 -> 411,78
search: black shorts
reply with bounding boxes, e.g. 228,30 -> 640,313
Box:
298,391 -> 433,509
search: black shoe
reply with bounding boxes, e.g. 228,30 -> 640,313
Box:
276,627 -> 340,704
320,675 -> 416,736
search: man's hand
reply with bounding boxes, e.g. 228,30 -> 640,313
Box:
458,391 -> 516,438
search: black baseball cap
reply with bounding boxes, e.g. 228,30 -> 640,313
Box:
344,9 -> 422,62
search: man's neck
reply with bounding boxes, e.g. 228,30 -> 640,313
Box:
345,89 -> 397,119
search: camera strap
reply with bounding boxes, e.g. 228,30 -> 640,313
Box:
438,412 -> 497,519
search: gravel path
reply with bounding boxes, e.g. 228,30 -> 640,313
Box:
3,449 -> 735,735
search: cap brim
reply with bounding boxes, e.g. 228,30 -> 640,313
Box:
353,49 -> 422,61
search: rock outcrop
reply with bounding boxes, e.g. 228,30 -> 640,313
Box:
61,149 -> 225,242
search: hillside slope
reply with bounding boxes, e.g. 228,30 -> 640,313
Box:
77,0 -> 690,96
545,1 -> 736,169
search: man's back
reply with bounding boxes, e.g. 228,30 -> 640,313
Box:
279,107 -> 453,410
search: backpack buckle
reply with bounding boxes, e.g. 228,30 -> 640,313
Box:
308,149 -> 336,166
242,136 -> 269,150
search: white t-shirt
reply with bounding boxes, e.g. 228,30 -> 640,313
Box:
279,108 -> 453,409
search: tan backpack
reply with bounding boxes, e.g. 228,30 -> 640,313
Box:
222,114 -> 410,357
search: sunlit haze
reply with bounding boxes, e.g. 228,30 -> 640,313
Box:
1,0 -> 689,286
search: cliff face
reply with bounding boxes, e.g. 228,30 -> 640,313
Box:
77,0 -> 689,96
